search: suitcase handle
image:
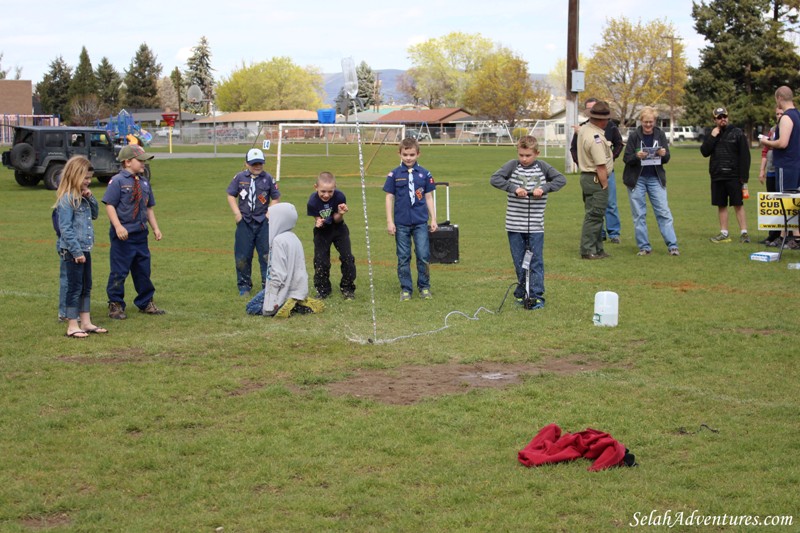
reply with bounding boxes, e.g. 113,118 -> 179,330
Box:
433,182 -> 450,225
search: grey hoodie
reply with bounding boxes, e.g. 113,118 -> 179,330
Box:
262,203 -> 309,315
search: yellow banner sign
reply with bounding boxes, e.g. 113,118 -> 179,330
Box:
757,192 -> 800,230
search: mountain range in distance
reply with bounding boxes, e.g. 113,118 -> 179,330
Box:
323,70 -> 553,107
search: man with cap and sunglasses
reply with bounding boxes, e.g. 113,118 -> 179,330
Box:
576,100 -> 615,259
103,144 -> 165,319
700,107 -> 751,243
226,148 -> 281,296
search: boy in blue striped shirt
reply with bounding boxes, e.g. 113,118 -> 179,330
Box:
490,136 -> 566,309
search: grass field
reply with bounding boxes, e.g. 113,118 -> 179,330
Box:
1,141 -> 798,532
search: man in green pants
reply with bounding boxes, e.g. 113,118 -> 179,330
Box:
576,100 -> 614,260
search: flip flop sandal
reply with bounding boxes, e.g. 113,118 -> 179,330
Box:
65,330 -> 89,339
83,327 -> 109,334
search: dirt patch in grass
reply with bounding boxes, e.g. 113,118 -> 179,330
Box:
326,355 -> 607,405
229,379 -> 265,396
19,512 -> 71,529
734,327 -> 781,336
59,348 -> 181,364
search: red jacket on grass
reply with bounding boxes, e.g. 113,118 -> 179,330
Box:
518,423 -> 631,472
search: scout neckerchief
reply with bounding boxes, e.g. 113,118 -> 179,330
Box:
408,166 -> 415,205
249,175 -> 257,212
132,175 -> 142,218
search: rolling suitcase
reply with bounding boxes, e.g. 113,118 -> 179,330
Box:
429,181 -> 459,263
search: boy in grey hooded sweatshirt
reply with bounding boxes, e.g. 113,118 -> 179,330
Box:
257,203 -> 324,317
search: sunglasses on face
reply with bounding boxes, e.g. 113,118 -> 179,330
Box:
715,115 -> 728,119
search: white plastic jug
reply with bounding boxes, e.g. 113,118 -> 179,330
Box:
593,291 -> 618,327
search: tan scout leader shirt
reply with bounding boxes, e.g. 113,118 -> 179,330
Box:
577,121 -> 613,174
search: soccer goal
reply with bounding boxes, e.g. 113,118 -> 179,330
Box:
274,123 -> 405,181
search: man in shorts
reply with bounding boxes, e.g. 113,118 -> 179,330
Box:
700,107 -> 751,243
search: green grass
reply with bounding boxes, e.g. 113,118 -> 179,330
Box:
1,143 -> 798,531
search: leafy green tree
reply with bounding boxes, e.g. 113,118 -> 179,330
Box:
170,67 -> 184,114
584,17 -> 687,126
68,47 -> 97,100
184,36 -> 214,114
35,56 -> 73,121
355,61 -> 379,108
123,43 -> 162,109
405,32 -> 495,107
685,0 -> 800,137
95,57 -> 122,111
216,57 -> 324,112
462,48 -> 536,126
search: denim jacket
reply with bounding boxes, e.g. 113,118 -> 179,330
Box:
57,193 -> 98,257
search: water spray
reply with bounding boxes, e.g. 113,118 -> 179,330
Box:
342,57 -> 379,343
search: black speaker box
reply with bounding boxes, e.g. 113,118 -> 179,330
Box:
429,224 -> 459,263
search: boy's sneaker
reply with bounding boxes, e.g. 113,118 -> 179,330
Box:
636,249 -> 652,256
420,288 -> 432,300
739,232 -> 750,243
709,232 -> 731,243
239,289 -> 251,297
108,302 -> 127,320
342,291 -> 355,300
668,247 -> 680,256
315,292 -> 330,300
783,239 -> 800,250
609,237 -> 621,244
399,291 -> 411,302
529,298 -> 545,310
515,297 -> 524,306
139,301 -> 166,315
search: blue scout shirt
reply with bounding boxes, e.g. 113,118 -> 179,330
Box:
102,170 -> 155,235
226,170 -> 280,224
307,189 -> 348,226
382,163 -> 436,226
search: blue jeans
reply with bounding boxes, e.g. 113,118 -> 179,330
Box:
628,175 -> 678,251
602,170 -> 621,239
58,244 -> 67,318
395,224 -> 430,293
234,219 -> 269,292
508,232 -> 545,302
63,250 -> 92,319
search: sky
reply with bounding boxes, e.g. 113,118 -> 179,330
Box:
0,0 -> 705,86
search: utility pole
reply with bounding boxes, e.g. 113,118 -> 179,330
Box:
662,34 -> 682,142
565,0 -> 579,173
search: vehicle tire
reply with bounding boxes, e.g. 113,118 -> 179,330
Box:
14,171 -> 40,187
96,176 -> 111,184
9,143 -> 35,171
678,135 -> 685,142
44,163 -> 64,191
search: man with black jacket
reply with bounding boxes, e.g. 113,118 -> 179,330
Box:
700,107 -> 751,243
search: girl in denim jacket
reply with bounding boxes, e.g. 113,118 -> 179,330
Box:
55,156 -> 108,338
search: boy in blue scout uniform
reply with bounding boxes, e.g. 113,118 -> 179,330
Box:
103,144 -> 165,320
306,171 -> 357,300
383,138 -> 437,301
226,148 -> 281,296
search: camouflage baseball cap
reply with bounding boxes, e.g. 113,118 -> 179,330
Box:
117,144 -> 154,162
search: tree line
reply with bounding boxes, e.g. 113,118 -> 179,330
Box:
5,0 -> 799,135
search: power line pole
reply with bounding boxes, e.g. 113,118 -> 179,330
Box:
566,0 -> 579,173
662,34 -> 682,141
